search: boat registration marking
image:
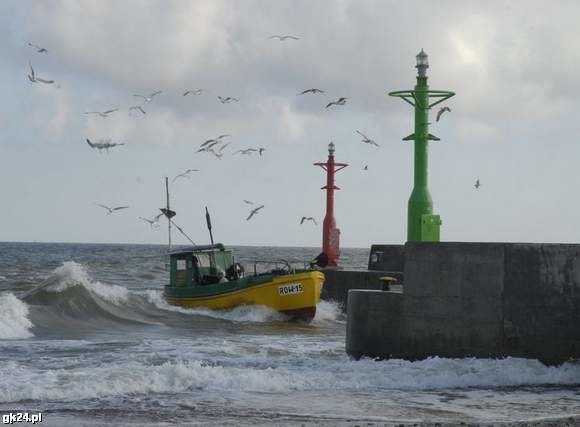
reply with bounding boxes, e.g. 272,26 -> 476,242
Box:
278,282 -> 304,296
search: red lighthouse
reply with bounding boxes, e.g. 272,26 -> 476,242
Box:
314,142 -> 348,267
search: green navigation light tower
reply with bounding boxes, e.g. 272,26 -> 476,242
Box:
389,50 -> 455,242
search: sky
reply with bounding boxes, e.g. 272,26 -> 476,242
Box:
1,0 -> 580,248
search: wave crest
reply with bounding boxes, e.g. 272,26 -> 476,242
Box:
0,293 -> 34,339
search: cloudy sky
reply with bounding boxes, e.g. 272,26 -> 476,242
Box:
1,0 -> 580,248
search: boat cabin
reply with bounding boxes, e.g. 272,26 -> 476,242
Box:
168,244 -> 244,287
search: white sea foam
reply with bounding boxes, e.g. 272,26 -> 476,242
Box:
38,261 -> 129,304
1,356 -> 579,403
312,299 -> 343,324
144,290 -> 287,322
0,293 -> 34,339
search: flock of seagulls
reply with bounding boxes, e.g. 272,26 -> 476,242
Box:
25,37 -> 470,238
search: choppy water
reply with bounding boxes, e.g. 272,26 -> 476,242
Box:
0,242 -> 579,426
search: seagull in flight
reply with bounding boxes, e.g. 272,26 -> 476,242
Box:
217,142 -> 231,153
139,213 -> 163,228
436,106 -> 451,122
84,108 -> 119,118
246,205 -> 264,221
268,35 -> 300,41
133,90 -> 162,102
129,105 -> 146,115
27,62 -> 54,84
356,130 -> 379,147
363,165 -> 368,170
474,178 -> 481,189
259,148 -> 266,156
234,148 -> 258,155
325,97 -> 347,109
183,89 -> 206,96
300,216 -> 317,225
86,138 -> 125,152
172,169 -> 199,183
95,203 -> 129,215
243,200 -> 254,205
200,134 -> 231,148
27,42 -> 47,53
218,96 -> 239,104
298,88 -> 324,95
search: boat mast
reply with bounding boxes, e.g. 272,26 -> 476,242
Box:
205,206 -> 214,245
165,176 -> 172,251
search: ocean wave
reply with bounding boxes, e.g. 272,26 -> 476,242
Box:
0,293 -> 34,339
1,356 -> 579,403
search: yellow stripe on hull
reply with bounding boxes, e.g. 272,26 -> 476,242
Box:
165,271 -> 324,317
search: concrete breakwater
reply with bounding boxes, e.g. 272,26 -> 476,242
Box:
340,242 -> 580,365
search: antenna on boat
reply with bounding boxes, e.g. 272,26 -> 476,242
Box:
165,177 -> 172,251
205,206 -> 214,245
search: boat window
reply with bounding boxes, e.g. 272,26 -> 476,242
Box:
177,259 -> 186,270
196,253 -> 211,268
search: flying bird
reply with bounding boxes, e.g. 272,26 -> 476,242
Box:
268,35 -> 300,41
233,148 -> 258,155
363,165 -> 368,170
218,96 -> 239,104
474,178 -> 481,189
129,105 -> 146,115
183,89 -> 206,96
84,108 -> 119,118
217,142 -> 231,152
27,42 -> 47,53
436,106 -> 451,122
243,200 -> 254,205
86,138 -> 125,152
325,97 -> 347,109
172,169 -> 199,183
95,203 -> 129,215
139,214 -> 162,229
356,130 -> 379,147
258,148 -> 266,156
298,88 -> 324,95
133,90 -> 162,102
300,216 -> 317,225
246,205 -> 264,221
27,62 -> 54,84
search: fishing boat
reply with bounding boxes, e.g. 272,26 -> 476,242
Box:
164,244 -> 325,321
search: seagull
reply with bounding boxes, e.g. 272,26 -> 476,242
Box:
474,178 -> 481,189
172,169 -> 200,183
133,90 -> 162,102
298,88 -> 324,95
86,138 -> 125,152
268,35 -> 300,41
363,165 -> 368,170
27,62 -> 54,84
27,42 -> 47,53
356,130 -> 379,147
436,106 -> 451,122
259,148 -> 266,156
129,105 -> 146,115
84,108 -> 119,118
183,89 -> 206,96
139,214 -> 162,229
218,96 -> 239,104
325,97 -> 347,109
233,148 -> 258,155
95,203 -> 129,215
246,205 -> 264,221
300,216 -> 317,225
243,200 -> 254,205
200,134 -> 231,147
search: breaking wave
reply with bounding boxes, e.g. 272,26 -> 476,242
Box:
1,356 -> 579,403
0,293 -> 34,339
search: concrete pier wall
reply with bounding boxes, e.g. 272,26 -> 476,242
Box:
346,242 -> 580,365
321,268 -> 403,309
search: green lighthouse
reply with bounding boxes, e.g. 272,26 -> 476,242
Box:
389,50 -> 455,242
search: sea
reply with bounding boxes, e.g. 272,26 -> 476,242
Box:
0,242 -> 579,426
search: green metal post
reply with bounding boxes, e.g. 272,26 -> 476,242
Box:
389,50 -> 455,242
